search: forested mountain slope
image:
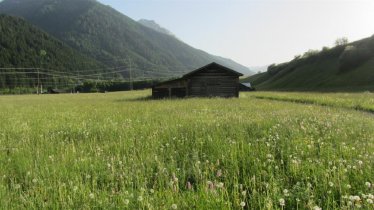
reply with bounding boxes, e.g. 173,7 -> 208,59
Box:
0,0 -> 252,78
0,14 -> 105,89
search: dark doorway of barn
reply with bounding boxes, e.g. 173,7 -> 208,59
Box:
171,88 -> 186,98
153,88 -> 169,98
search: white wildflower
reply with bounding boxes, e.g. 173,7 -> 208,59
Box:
216,182 -> 224,188
365,182 -> 371,188
313,206 -> 322,210
171,204 -> 178,209
89,193 -> 94,199
283,189 -> 290,196
350,195 -> 360,202
137,196 -> 143,202
279,198 -> 285,206
124,199 -> 129,205
240,201 -> 246,207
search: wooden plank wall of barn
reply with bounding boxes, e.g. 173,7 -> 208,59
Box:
187,69 -> 239,97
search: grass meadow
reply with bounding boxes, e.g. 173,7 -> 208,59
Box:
0,91 -> 373,209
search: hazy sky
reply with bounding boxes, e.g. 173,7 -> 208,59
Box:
98,0 -> 374,67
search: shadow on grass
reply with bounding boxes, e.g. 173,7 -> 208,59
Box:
114,95 -> 154,102
115,95 -> 240,103
115,95 -> 190,102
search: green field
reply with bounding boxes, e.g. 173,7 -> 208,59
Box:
0,91 -> 373,209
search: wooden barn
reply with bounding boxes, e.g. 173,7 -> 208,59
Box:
152,62 -> 243,98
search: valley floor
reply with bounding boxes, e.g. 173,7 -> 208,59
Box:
0,91 -> 373,209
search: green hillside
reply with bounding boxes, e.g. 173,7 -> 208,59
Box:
0,14 -> 107,90
242,35 -> 374,91
0,0 -> 252,78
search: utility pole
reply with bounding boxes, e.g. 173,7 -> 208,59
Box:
128,57 -> 133,91
37,68 -> 40,95
39,49 -> 47,94
96,74 -> 100,93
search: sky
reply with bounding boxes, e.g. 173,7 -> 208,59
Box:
98,0 -> 374,67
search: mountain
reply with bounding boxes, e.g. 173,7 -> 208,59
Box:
138,19 -> 174,37
0,14 -> 106,89
249,65 -> 269,74
242,35 -> 374,91
0,0 -> 253,78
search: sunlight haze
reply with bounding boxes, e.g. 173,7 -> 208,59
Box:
98,0 -> 374,67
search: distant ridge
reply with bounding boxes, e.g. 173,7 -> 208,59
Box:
242,35 -> 374,91
138,19 -> 175,37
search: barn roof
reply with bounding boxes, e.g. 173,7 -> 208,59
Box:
152,77 -> 184,87
182,62 -> 243,78
153,62 -> 243,88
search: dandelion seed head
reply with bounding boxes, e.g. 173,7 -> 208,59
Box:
217,182 -> 224,188
137,196 -> 143,202
313,206 -> 322,210
240,201 -> 246,207
365,182 -> 371,188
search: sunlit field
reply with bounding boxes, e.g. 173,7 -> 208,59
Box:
246,91 -> 374,113
0,91 -> 373,209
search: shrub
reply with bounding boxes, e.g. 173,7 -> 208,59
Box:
335,37 -> 349,46
267,63 -> 287,76
303,49 -> 320,58
338,45 -> 372,72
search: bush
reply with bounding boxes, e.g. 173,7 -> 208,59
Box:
302,49 -> 320,58
267,63 -> 284,76
335,37 -> 349,46
338,45 -> 372,72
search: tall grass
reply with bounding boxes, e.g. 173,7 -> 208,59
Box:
0,91 -> 373,209
247,91 -> 374,113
